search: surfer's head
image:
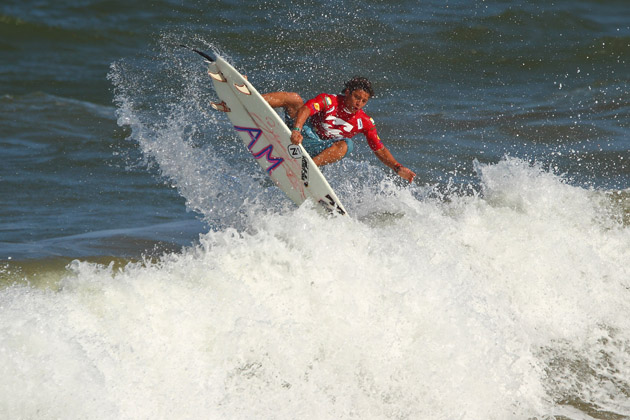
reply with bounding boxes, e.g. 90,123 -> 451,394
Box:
343,76 -> 374,98
342,76 -> 373,114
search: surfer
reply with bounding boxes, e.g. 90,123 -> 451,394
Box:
263,77 -> 416,183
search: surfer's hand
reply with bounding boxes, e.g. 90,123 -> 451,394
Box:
398,166 -> 416,183
290,130 -> 303,145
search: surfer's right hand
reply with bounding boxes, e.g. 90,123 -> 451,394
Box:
290,130 -> 303,145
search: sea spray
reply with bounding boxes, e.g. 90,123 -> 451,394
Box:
2,158 -> 629,419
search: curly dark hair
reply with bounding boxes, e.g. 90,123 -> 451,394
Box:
342,76 -> 374,97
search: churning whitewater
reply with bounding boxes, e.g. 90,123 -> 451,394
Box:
2,151 -> 630,418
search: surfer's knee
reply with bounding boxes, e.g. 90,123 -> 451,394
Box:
284,92 -> 303,118
262,91 -> 302,107
333,139 -> 353,157
262,92 -> 303,118
335,140 -> 348,156
343,139 -> 354,155
312,141 -> 348,166
284,92 -> 303,104
329,140 -> 352,159
262,92 -> 281,108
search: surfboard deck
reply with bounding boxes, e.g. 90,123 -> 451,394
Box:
196,50 -> 347,217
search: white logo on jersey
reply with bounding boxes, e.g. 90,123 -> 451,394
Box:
322,115 -> 354,137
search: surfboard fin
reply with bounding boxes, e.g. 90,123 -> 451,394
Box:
208,68 -> 227,82
211,101 -> 231,112
233,83 -> 251,95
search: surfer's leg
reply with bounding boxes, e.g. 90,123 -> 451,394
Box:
312,140 -> 352,166
262,92 -> 303,118
301,124 -> 354,167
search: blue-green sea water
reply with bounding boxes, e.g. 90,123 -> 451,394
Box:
1,1 -> 629,418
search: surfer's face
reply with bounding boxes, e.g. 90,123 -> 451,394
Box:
343,89 -> 370,114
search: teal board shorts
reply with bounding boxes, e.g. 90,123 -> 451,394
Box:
286,115 -> 354,158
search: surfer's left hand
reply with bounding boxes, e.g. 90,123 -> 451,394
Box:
290,130 -> 303,145
398,166 -> 416,183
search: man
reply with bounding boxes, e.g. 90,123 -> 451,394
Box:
262,76 -> 416,183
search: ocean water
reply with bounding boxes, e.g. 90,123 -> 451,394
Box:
1,1 -> 630,419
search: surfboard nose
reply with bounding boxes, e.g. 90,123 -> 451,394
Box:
180,45 -> 216,63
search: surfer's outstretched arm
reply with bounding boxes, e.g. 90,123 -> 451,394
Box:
374,147 -> 416,183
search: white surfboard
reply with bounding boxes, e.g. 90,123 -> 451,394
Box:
192,49 -> 347,216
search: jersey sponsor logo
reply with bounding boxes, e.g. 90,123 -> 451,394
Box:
235,125 -> 284,173
314,103 -> 321,111
321,115 -> 355,137
357,118 -> 363,130
325,96 -> 332,106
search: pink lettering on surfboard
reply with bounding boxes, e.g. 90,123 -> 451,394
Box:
249,112 -> 306,198
234,125 -> 284,173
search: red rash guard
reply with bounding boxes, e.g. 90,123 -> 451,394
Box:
305,93 -> 384,151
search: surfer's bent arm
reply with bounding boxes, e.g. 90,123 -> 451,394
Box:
261,92 -> 307,145
289,105 -> 311,145
374,146 -> 416,183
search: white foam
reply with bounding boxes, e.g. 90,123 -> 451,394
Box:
63,47 -> 630,418
2,158 -> 630,419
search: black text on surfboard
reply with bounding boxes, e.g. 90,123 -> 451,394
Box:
301,157 -> 309,187
318,194 -> 346,216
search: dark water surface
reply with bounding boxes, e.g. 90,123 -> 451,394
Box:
1,1 -> 629,419
2,0 -> 628,257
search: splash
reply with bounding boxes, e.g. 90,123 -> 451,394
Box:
107,39 -> 285,230
2,156 -> 630,419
